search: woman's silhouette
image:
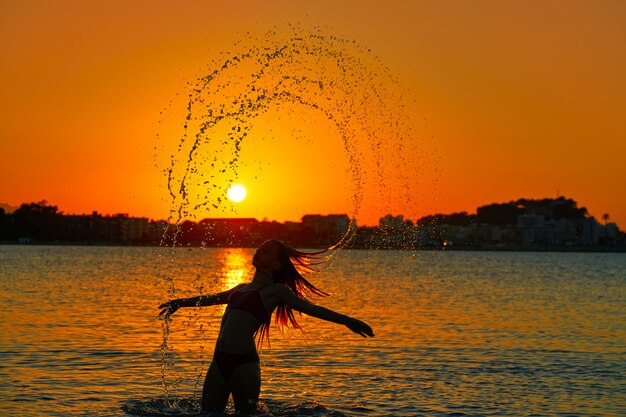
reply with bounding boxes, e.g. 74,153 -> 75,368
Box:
159,240 -> 374,413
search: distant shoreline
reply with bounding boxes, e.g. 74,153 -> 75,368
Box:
2,241 -> 625,253
443,245 -> 626,253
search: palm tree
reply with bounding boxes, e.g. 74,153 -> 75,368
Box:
601,213 -> 610,240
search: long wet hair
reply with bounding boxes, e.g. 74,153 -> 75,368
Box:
256,240 -> 333,346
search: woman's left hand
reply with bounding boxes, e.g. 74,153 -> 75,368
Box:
346,318 -> 374,338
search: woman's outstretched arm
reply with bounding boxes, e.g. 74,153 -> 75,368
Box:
158,284 -> 244,318
276,286 -> 374,338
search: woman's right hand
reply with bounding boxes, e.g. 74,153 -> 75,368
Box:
158,300 -> 180,318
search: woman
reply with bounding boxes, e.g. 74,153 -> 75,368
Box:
158,239 -> 374,414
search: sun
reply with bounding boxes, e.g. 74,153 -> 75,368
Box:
227,184 -> 247,203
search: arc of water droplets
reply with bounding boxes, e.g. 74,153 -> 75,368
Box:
166,27 -> 414,232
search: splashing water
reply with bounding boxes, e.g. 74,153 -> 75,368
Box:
155,24 -> 431,402
123,396 -> 349,417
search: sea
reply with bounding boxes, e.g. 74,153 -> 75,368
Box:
0,245 -> 624,417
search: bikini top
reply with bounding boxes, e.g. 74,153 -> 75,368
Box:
226,284 -> 270,323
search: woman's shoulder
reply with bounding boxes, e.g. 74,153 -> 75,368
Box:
265,283 -> 302,303
262,282 -> 285,291
261,282 -> 290,296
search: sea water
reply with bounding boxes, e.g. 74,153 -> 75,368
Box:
1,245 -> 624,416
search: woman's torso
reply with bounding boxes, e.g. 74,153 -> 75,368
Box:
214,283 -> 278,353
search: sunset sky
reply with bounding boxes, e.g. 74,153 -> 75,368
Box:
1,0 -> 625,227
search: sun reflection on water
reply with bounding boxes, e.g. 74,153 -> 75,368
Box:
219,248 -> 253,289
213,248 -> 254,317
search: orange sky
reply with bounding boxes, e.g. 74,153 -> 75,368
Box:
1,0 -> 625,228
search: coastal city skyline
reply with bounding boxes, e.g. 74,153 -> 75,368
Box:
2,196 -> 623,249
1,194 -> 623,228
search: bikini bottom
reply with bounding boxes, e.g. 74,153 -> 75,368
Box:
213,350 -> 260,381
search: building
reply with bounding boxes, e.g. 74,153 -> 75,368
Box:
301,214 -> 351,244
